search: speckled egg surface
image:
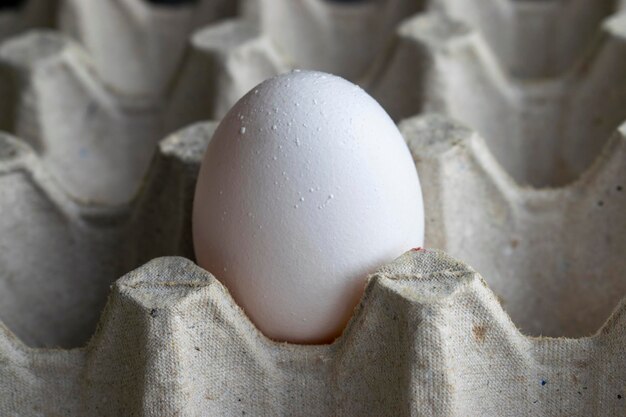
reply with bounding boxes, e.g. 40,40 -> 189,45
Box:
193,70 -> 424,343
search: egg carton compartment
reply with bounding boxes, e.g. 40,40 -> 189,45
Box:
165,0 -> 626,127
6,1 -> 623,202
1,127 -> 626,415
403,114 -> 626,338
0,0 -> 245,206
161,1 -> 626,339
165,0 -> 424,128
372,10 -> 626,188
376,9 -> 626,339
0,0 -> 240,96
0,121 -> 211,348
0,31 -> 161,205
0,0 -> 56,43
429,0 -> 620,79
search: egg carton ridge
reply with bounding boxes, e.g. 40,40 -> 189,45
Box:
0,30 -> 161,205
58,0 -> 240,96
0,0 -> 245,206
1,112 -> 626,415
0,2 -> 625,414
403,113 -> 626,339
1,0 -> 241,96
3,247 -> 626,416
164,0 -> 423,130
0,0 -> 57,43
0,122 -> 215,348
165,0 -> 626,132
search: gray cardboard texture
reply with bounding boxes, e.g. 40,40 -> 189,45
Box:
0,0 -> 625,416
3,247 -> 626,416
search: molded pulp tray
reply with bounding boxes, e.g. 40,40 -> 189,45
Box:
0,0 -> 625,416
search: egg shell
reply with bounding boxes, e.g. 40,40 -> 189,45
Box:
193,70 -> 424,344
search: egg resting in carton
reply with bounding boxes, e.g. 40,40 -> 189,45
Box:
166,0 -> 626,338
2,120 -> 626,415
1,0 -> 626,416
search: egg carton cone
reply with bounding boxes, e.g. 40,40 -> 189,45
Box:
1,0 -> 241,97
0,0 -> 246,205
402,113 -> 626,339
0,30 -> 161,205
372,10 -> 626,187
161,1 -> 626,333
58,0 -> 240,97
0,121 -> 212,348
2,124 -> 626,416
164,0 -> 422,129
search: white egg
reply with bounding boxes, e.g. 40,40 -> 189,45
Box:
193,70 -> 424,344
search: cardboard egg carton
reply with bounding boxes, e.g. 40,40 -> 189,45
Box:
165,0 -> 423,128
1,0 -> 626,415
403,114 -> 626,339
164,0 -> 626,127
0,0 -> 240,95
0,0 -> 244,205
58,0 -> 240,96
164,0 -> 626,340
373,8 -> 626,188
0,31 -> 161,205
5,0 -> 623,202
2,123 -> 626,416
